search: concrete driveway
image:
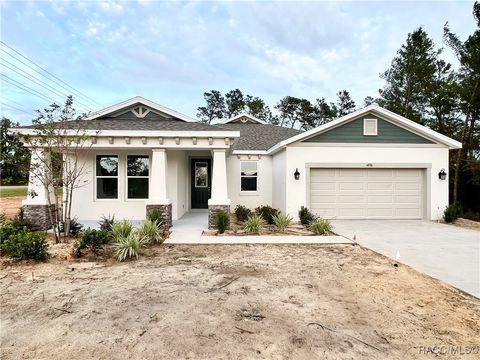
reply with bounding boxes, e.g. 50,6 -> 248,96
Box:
332,220 -> 480,298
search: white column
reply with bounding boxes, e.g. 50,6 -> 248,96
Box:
22,148 -> 55,205
208,149 -> 230,205
147,148 -> 170,204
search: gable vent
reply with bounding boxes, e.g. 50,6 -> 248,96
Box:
132,106 -> 150,118
363,118 -> 378,136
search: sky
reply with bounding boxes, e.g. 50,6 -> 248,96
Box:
0,0 -> 477,125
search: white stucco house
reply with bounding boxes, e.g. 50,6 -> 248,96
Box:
15,96 -> 461,230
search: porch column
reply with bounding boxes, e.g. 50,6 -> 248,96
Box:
22,148 -> 56,230
208,149 -> 230,229
146,148 -> 172,228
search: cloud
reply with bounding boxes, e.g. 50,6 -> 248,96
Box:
0,0 -> 477,124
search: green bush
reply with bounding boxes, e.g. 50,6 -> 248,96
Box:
1,230 -> 49,260
215,210 -> 230,234
114,231 -> 146,262
299,206 -> 316,226
111,220 -> 133,241
0,224 -> 16,254
272,213 -> 293,232
309,218 -> 332,235
147,209 -> 164,225
11,208 -> 33,231
234,205 -> 252,223
98,214 -> 115,233
138,219 -> 161,244
255,205 -> 279,225
72,228 -> 111,257
0,213 -> 9,227
243,214 -> 263,234
444,203 -> 463,223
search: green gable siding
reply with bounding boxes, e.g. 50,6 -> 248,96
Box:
304,115 -> 434,144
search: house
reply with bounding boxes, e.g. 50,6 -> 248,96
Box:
15,96 -> 461,230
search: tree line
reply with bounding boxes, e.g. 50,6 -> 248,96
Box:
197,88 -> 358,129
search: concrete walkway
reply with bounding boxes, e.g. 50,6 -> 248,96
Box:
168,211 -> 351,244
332,220 -> 480,298
167,234 -> 351,244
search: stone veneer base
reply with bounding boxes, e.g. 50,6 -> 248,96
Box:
22,204 -> 56,231
146,203 -> 172,228
208,204 -> 230,230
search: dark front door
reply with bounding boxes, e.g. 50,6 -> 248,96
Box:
191,159 -> 211,209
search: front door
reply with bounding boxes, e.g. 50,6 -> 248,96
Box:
191,159 -> 211,209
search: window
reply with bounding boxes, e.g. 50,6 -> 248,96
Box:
96,155 -> 118,199
195,162 -> 208,188
127,155 -> 149,199
363,118 -> 378,136
241,161 -> 258,192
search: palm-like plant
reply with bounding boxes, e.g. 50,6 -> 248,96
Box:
272,213 -> 293,232
138,219 -> 161,244
243,214 -> 263,234
111,220 -> 133,242
113,231 -> 146,261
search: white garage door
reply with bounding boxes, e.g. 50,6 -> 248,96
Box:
309,168 -> 424,219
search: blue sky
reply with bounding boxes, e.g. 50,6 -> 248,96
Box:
0,1 -> 477,125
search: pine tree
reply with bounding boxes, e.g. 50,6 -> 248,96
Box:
197,90 -> 226,124
379,27 -> 440,124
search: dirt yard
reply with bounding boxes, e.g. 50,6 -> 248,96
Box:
1,243 -> 479,360
0,196 -> 23,219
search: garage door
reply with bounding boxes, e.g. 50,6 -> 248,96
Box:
309,168 -> 423,219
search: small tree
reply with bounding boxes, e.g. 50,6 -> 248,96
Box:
20,96 -> 93,242
197,90 -> 226,124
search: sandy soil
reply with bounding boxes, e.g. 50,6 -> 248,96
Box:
452,218 -> 480,230
1,243 -> 479,360
0,196 -> 23,219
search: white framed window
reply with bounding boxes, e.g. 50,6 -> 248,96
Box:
127,155 -> 149,199
240,161 -> 258,192
96,155 -> 118,199
363,118 -> 378,136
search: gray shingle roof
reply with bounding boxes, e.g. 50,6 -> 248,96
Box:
216,123 -> 303,151
17,117 -> 303,151
17,117 -> 225,131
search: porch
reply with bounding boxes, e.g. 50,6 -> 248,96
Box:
22,145 -> 234,230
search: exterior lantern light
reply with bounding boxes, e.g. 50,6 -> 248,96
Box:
294,168 -> 300,180
438,169 -> 447,180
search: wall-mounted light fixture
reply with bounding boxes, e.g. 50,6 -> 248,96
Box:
438,169 -> 447,180
294,168 -> 300,180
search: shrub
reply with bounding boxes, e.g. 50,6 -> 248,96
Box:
72,228 -> 111,257
0,224 -> 16,255
255,205 -> 279,225
68,217 -> 83,236
0,213 -> 9,227
243,214 -> 263,234
114,231 -> 146,262
444,203 -> 463,223
147,209 -> 164,225
111,220 -> 133,241
98,214 -> 115,233
309,218 -> 333,235
234,205 -> 252,223
11,208 -> 33,231
272,213 -> 293,232
1,230 -> 49,261
215,210 -> 230,234
138,220 -> 161,244
299,206 -> 316,226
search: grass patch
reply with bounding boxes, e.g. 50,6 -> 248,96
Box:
0,187 -> 27,198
